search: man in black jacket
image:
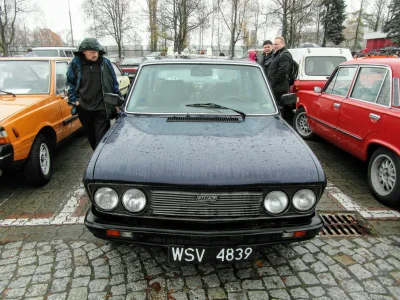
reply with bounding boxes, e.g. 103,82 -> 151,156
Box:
258,40 -> 274,75
267,36 -> 292,117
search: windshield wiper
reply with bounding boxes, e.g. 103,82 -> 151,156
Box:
0,89 -> 16,97
185,103 -> 246,120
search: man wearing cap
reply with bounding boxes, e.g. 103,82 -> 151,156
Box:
67,37 -> 121,150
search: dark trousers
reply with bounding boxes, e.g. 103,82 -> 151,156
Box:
77,106 -> 110,150
274,92 -> 286,118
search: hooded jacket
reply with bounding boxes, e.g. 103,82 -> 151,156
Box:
66,38 -> 121,119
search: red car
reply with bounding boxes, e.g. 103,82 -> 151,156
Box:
119,57 -> 146,82
293,58 -> 400,207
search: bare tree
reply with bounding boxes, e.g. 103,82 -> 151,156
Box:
147,0 -> 158,52
268,0 -> 313,47
349,0 -> 371,51
0,0 -> 32,56
286,0 -> 313,47
219,0 -> 251,57
83,0 -> 132,60
365,0 -> 388,31
156,0 -> 212,53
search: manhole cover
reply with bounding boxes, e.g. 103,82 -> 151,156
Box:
319,212 -> 375,237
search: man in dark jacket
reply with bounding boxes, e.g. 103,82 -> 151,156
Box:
266,36 -> 292,117
67,38 -> 121,150
258,40 -> 274,75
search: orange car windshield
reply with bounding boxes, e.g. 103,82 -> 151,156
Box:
0,61 -> 50,95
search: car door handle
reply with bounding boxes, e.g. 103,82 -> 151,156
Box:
333,103 -> 341,109
369,113 -> 380,121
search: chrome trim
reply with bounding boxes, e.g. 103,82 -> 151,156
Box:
336,128 -> 362,140
63,114 -> 79,126
308,115 -> 337,130
369,113 -> 381,121
309,112 -> 363,141
0,153 -> 12,161
333,103 -> 341,108
394,78 -> 399,107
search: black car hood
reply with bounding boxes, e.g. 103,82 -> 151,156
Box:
87,115 -> 324,185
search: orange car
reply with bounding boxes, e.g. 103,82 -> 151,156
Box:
0,57 -> 81,185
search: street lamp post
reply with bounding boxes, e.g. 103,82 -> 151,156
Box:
68,0 -> 74,47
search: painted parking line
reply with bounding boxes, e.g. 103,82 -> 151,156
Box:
0,181 -> 399,227
325,182 -> 400,219
0,184 -> 87,227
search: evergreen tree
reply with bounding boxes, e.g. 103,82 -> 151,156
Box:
383,0 -> 400,45
322,0 -> 346,46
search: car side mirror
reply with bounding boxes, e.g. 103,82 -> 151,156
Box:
61,87 -> 68,99
104,93 -> 122,106
314,87 -> 322,93
282,93 -> 297,107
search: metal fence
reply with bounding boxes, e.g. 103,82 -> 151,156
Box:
8,44 -> 248,58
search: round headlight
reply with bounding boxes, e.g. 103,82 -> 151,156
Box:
264,191 -> 289,214
293,189 -> 316,211
122,189 -> 147,213
94,187 -> 119,211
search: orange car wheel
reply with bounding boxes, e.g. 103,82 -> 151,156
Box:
24,134 -> 52,186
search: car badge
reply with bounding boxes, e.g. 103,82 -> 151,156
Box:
196,195 -> 219,202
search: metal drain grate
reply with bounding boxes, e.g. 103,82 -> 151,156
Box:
319,212 -> 373,237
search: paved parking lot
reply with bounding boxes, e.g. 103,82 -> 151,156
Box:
0,134 -> 399,299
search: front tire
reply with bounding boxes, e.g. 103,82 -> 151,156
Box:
24,134 -> 52,186
293,108 -> 314,140
368,147 -> 400,207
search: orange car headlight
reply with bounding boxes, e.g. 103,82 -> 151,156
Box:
0,127 -> 10,144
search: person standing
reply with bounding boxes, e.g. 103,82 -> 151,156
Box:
25,48 -> 37,57
266,36 -> 292,117
258,40 -> 274,75
67,37 -> 121,150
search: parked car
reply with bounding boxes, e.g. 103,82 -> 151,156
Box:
32,47 -> 76,58
146,52 -> 161,60
0,57 -> 82,184
110,62 -> 130,96
83,59 -> 327,263
288,47 -> 353,93
119,57 -> 146,81
293,58 -> 400,207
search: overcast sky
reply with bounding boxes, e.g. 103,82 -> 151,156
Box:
34,0 -> 367,47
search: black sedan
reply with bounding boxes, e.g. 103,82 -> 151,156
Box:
84,59 -> 326,264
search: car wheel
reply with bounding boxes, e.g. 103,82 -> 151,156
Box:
24,134 -> 52,186
368,147 -> 400,207
293,108 -> 314,140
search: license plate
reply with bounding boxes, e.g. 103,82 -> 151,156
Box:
168,245 -> 255,263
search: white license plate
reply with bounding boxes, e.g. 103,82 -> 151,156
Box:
168,246 -> 255,263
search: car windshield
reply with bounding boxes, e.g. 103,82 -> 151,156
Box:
0,61 -> 50,94
122,58 -> 143,64
305,56 -> 347,76
32,50 -> 59,57
126,63 -> 277,115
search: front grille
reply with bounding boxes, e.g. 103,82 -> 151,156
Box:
150,190 -> 262,217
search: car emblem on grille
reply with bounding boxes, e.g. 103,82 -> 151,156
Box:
196,195 -> 219,202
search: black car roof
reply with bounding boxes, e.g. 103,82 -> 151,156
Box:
140,58 -> 259,66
